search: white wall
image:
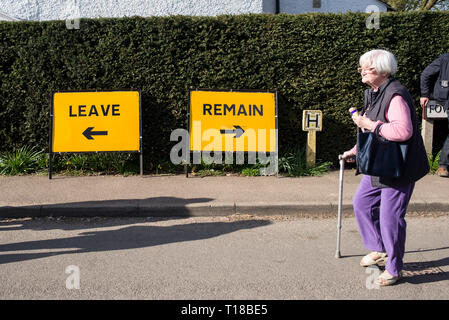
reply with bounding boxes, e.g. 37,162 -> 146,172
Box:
0,0 -> 272,21
0,11 -> 19,21
281,0 -> 388,14
0,0 -> 388,21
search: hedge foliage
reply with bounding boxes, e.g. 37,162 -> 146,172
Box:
1,12 -> 449,167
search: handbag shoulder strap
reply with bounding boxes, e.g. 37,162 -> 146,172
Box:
373,123 -> 383,136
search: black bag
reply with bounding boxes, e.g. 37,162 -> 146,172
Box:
356,125 -> 409,178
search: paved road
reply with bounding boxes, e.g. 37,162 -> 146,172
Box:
0,214 -> 448,300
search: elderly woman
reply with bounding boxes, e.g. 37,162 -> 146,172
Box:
342,49 -> 429,286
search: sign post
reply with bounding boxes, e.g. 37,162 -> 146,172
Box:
302,110 -> 323,168
422,100 -> 448,156
50,90 -> 142,179
188,89 -> 278,177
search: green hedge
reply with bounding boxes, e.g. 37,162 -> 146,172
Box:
1,12 -> 449,168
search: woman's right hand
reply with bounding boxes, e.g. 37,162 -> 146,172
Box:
342,151 -> 356,163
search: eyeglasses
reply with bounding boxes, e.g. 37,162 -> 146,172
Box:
357,67 -> 376,74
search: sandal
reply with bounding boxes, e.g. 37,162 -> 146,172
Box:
360,251 -> 388,267
377,270 -> 402,286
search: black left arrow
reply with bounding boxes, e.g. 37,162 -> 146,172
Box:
83,127 -> 108,140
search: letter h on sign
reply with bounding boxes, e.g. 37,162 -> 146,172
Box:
302,110 -> 322,131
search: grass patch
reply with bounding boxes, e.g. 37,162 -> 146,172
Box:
0,146 -> 45,175
1,145 -> 333,177
278,146 -> 332,177
240,168 -> 260,176
428,149 -> 442,174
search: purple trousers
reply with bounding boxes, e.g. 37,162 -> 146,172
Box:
353,175 -> 415,277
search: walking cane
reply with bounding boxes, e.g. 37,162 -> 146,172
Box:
335,154 -> 345,258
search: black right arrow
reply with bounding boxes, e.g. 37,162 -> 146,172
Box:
220,125 -> 245,138
83,127 -> 108,140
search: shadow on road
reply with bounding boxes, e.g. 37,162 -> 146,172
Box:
0,200 -> 271,265
0,196 -> 217,231
0,220 -> 272,265
401,256 -> 449,285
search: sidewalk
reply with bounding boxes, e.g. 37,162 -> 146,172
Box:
0,170 -> 448,218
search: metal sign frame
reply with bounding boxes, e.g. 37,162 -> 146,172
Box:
49,89 -> 143,179
186,88 -> 278,177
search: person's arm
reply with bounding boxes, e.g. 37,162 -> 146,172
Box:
342,145 -> 357,162
420,55 -> 442,99
377,95 -> 413,142
351,95 -> 413,142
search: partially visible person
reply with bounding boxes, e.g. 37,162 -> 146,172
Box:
420,53 -> 449,177
342,49 -> 429,286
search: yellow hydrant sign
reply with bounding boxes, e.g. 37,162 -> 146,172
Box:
189,90 -> 277,152
51,90 -> 141,152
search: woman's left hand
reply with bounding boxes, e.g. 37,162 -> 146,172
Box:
352,114 -> 377,131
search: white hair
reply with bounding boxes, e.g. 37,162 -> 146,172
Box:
359,49 -> 398,76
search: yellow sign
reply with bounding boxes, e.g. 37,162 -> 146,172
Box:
302,110 -> 322,131
189,90 -> 277,152
51,91 -> 141,152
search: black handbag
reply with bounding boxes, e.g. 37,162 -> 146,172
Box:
356,125 -> 409,178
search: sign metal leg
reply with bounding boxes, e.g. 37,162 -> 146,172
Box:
49,153 -> 53,180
